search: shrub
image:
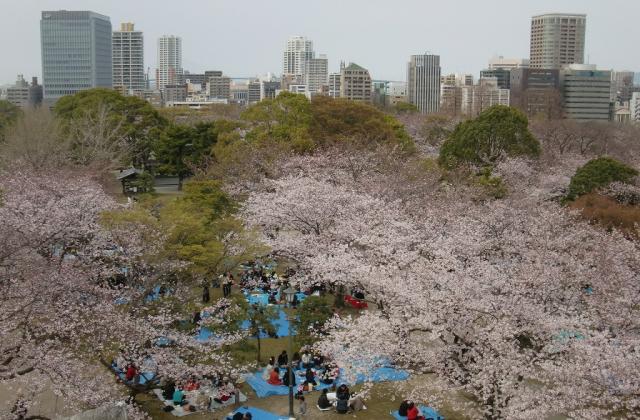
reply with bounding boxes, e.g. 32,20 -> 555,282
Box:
570,193 -> 640,238
567,157 -> 638,201
439,105 -> 540,168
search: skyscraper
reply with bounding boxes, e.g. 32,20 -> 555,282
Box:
283,36 -> 314,79
407,54 -> 441,114
304,55 -> 328,95
112,23 -> 145,94
157,35 -> 183,92
530,13 -> 586,69
40,10 -> 112,100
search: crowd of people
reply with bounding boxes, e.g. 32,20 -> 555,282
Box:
159,374 -> 241,413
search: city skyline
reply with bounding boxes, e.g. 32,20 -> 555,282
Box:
1,0 -> 639,85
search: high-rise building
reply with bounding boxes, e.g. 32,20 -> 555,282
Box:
407,54 -> 441,114
488,56 -> 529,70
560,64 -> 612,121
340,63 -> 372,102
41,10 -> 112,100
248,80 -> 262,104
112,23 -> 144,95
530,13 -> 586,69
612,71 -> 638,103
328,73 -> 341,98
157,35 -> 183,92
630,92 -> 640,122
6,75 -> 43,108
283,36 -> 314,79
305,55 -> 328,95
510,68 -> 562,118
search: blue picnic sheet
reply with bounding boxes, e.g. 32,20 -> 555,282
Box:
244,291 -> 308,306
241,309 -> 293,338
347,366 -> 410,384
110,363 -> 156,386
391,406 -> 444,420
226,406 -> 288,420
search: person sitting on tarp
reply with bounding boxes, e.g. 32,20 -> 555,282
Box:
304,367 -> 317,386
336,397 -> 349,414
231,412 -> 252,420
292,352 -> 301,370
125,363 -> 137,382
317,389 -> 332,409
213,380 -> 235,404
268,292 -> 277,304
350,394 -> 365,411
263,357 -> 275,380
336,384 -> 350,401
277,350 -> 288,367
301,351 -> 312,369
115,349 -> 127,370
161,379 -> 175,400
173,386 -> 186,406
283,366 -> 296,387
407,401 -> 424,420
267,367 -> 283,385
352,288 -> 365,300
398,400 -> 410,416
184,376 -> 199,391
312,353 -> 324,368
193,311 -> 201,325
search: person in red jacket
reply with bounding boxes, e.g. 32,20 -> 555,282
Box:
125,364 -> 137,381
407,402 -> 424,420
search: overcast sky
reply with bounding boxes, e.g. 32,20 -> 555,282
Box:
1,0 -> 639,84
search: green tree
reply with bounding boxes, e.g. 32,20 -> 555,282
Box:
294,295 -> 334,346
242,91 -> 313,145
393,101 -> 419,114
0,100 -> 21,141
54,88 -> 167,167
244,303 -> 278,363
310,96 -> 415,152
439,105 -> 540,168
154,121 -> 238,189
567,157 -> 638,201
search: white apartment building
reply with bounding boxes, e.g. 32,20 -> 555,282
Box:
630,92 -> 640,122
157,35 -> 183,92
112,23 -> 145,94
283,36 -> 314,78
305,55 -> 328,96
530,14 -> 586,69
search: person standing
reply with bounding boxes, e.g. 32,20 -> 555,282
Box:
202,284 -> 210,303
298,395 -> 307,417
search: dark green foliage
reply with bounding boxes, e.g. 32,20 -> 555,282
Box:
54,88 -> 167,167
0,100 -> 21,141
294,295 -> 334,346
567,157 -> 638,201
154,121 -> 237,188
439,105 -> 540,168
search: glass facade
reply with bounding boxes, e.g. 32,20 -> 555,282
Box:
41,11 -> 112,99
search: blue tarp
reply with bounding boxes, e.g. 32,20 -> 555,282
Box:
110,363 -> 156,386
349,366 -> 410,384
244,291 -> 308,307
226,406 -> 287,420
241,309 -> 294,338
391,406 -> 444,420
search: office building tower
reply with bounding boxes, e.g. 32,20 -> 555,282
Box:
613,71 -> 638,103
207,74 -> 231,99
41,10 -> 112,100
157,35 -> 183,92
340,63 -> 372,102
530,13 -> 586,69
283,36 -> 314,78
480,68 -> 511,89
488,56 -> 529,70
112,23 -> 144,95
510,68 -> 561,118
460,78 -> 510,117
407,54 -> 441,114
328,73 -> 341,98
305,55 -> 328,95
630,92 -> 640,122
261,81 -> 281,101
248,81 -> 262,104
560,64 -> 612,121
6,75 -> 43,108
